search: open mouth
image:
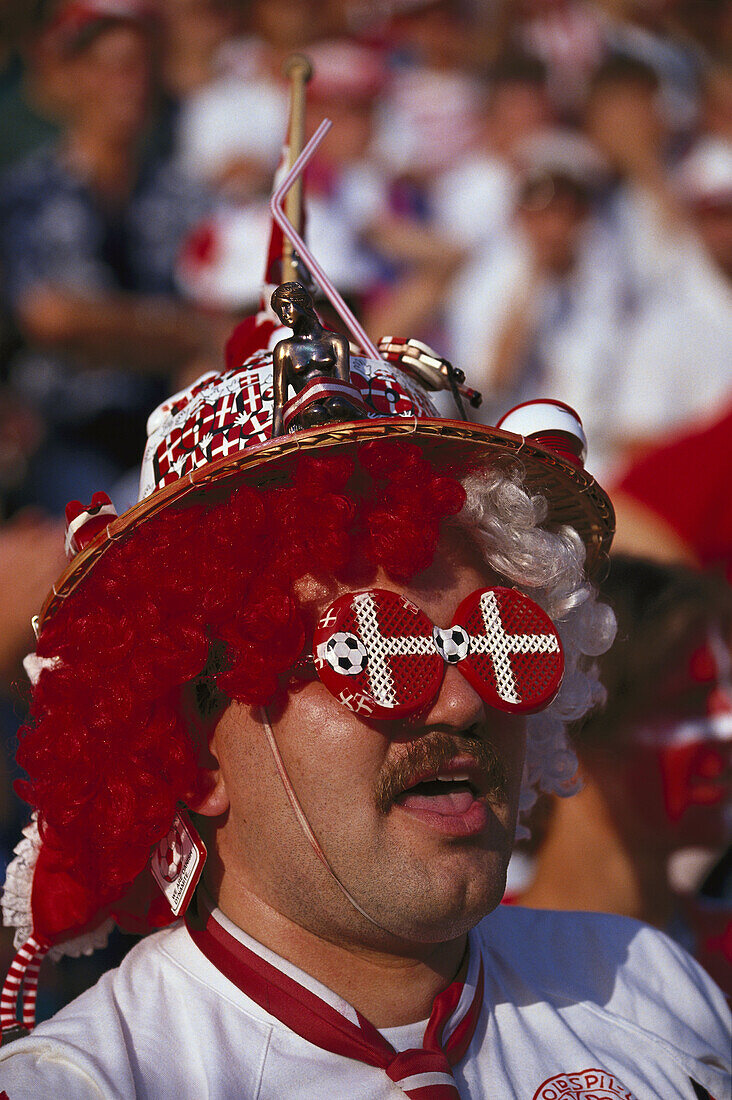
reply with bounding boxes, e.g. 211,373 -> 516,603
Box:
395,773 -> 480,815
377,736 -> 509,836
389,756 -> 497,837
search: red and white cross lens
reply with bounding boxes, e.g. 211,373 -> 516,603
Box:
313,590 -> 444,719
313,586 -> 564,719
453,587 -> 564,714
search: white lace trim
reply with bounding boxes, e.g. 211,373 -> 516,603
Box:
1,815 -> 114,962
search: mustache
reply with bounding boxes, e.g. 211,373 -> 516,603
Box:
374,728 -> 510,813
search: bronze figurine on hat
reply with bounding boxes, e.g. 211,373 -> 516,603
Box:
270,282 -> 367,436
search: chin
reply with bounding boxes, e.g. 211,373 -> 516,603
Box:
383,855 -> 509,944
394,895 -> 503,945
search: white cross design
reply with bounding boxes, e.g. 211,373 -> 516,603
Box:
216,393 -> 236,428
471,591 -> 559,705
337,689 -> 373,714
210,432 -> 236,459
353,593 -> 434,708
320,606 -> 339,629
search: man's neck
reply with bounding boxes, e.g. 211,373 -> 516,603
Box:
209,875 -> 469,1029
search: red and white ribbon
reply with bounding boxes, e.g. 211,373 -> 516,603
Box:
1,935 -> 49,1034
186,898 -> 483,1099
282,376 -> 368,430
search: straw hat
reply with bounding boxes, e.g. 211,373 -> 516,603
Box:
44,335 -> 614,634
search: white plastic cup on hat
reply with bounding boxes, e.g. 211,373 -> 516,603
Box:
496,400 -> 588,467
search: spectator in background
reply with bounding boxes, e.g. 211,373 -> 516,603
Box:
0,1 -> 61,173
444,130 -> 623,467
609,137 -> 732,466
297,39 -> 390,309
584,54 -> 682,299
600,0 -> 704,138
511,0 -> 606,115
514,555 -> 732,997
0,0 -> 221,514
171,0 -> 307,201
159,0 -> 247,102
430,54 -> 553,254
370,0 -> 485,182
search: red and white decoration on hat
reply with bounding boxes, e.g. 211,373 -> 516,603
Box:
496,400 -> 588,468
64,491 -> 118,561
281,375 -> 368,432
138,351 -> 437,500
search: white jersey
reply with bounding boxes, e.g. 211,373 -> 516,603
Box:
0,905 -> 728,1099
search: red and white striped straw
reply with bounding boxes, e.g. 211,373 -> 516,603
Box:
270,119 -> 382,362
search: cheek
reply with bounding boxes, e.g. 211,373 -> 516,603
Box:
489,713 -> 528,782
275,684 -> 388,801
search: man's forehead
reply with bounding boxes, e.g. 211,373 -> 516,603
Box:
295,525 -> 503,615
403,527 -> 501,597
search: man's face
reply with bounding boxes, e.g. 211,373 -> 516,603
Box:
204,530 -> 528,949
70,24 -> 152,138
519,191 -> 588,275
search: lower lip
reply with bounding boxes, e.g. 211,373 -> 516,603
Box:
392,797 -> 491,837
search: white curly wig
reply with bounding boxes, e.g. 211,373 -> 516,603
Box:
456,461 -> 617,838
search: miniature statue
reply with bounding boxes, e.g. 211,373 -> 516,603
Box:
270,282 -> 366,436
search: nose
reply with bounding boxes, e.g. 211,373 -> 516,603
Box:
422,664 -> 486,731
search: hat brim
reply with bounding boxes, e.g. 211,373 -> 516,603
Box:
39,417 -> 614,629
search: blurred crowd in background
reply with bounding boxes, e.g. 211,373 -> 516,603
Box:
0,0 -> 729,1017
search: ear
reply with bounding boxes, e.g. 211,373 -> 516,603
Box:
187,712 -> 230,818
179,680 -> 230,818
189,768 -> 229,816
187,716 -> 230,816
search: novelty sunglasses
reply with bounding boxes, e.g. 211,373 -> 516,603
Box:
312,587 -> 564,719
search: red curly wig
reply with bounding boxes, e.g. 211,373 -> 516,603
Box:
18,440 -> 465,941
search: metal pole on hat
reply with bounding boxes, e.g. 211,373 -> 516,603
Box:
282,53 -> 313,284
